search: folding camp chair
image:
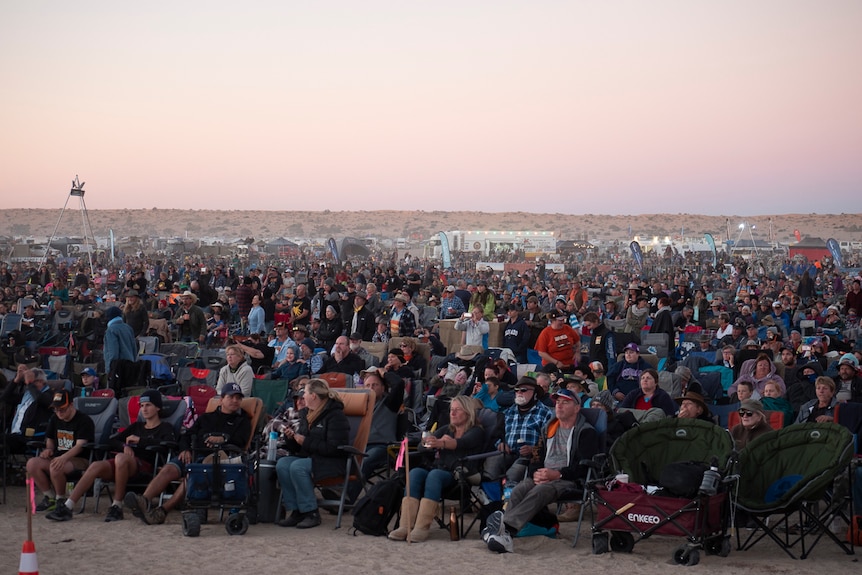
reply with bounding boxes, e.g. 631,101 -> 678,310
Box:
69,396 -> 119,512
736,422 -> 855,559
439,406 -> 505,538
94,397 -> 188,512
314,388 -> 374,529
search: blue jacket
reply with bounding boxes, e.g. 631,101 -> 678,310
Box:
104,317 -> 138,370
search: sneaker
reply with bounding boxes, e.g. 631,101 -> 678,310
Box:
277,510 -> 303,528
145,506 -> 167,525
105,504 -> 124,522
296,509 -> 321,529
124,492 -> 150,523
46,502 -> 73,522
482,510 -> 504,543
35,496 -> 57,513
487,530 -> 514,553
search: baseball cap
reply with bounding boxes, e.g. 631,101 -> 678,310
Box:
81,367 -> 97,377
552,388 -> 581,405
221,382 -> 244,397
349,332 -> 362,340
52,390 -> 73,410
624,342 -> 639,353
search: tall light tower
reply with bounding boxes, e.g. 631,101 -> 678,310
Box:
42,176 -> 97,277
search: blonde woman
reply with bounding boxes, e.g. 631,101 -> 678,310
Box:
389,395 -> 485,543
276,379 -> 349,529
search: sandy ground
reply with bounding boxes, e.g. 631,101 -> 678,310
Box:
0,484 -> 856,575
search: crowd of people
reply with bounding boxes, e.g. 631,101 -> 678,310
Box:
1,244 -> 861,550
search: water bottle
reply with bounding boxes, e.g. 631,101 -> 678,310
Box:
699,459 -> 721,496
449,506 -> 460,541
502,480 -> 514,509
267,431 -> 278,461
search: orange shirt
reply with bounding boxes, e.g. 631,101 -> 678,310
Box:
534,324 -> 580,366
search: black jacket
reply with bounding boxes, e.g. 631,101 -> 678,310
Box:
287,398 -> 350,480
180,406 -> 251,454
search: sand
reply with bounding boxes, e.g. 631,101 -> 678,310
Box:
0,484 -> 856,575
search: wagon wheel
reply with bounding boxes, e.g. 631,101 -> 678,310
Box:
592,533 -> 609,555
672,545 -> 700,566
226,512 -> 249,536
609,531 -> 635,553
182,512 -> 201,537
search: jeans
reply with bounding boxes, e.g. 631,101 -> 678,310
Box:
276,456 -> 317,513
360,444 -> 389,480
408,467 -> 455,501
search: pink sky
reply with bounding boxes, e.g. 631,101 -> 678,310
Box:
2,1 -> 860,216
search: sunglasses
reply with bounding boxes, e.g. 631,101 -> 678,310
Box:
738,410 -> 755,417
514,387 -> 533,393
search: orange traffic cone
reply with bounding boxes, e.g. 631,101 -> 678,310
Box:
18,540 -> 38,575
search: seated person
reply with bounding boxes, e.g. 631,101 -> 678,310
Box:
759,379 -> 793,427
232,332 -> 275,375
276,379 -> 350,529
125,382 -> 251,525
484,388 -> 599,553
268,345 -> 309,381
46,391 -> 177,522
298,337 -> 326,376
729,380 -> 754,403
795,376 -> 839,424
490,377 -> 554,484
730,399 -> 772,449
675,391 -> 714,423
215,344 -> 254,397
382,348 -> 415,381
27,390 -> 95,513
619,368 -> 677,416
472,375 -> 504,412
320,335 -> 364,376
787,361 -> 823,415
2,366 -> 53,455
398,337 -> 428,378
728,353 -> 786,398
388,396 -> 485,543
357,368 -> 405,481
606,343 -> 652,402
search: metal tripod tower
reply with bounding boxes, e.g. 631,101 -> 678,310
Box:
42,176 -> 97,278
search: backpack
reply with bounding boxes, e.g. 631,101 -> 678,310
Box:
351,479 -> 402,536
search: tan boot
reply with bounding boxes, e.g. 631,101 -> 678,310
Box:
388,497 -> 420,541
407,498 -> 440,542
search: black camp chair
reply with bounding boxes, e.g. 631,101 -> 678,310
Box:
735,422 -> 854,559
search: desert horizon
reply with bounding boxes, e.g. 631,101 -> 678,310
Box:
0,209 -> 860,245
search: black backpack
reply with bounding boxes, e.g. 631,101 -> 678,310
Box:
351,478 -> 402,536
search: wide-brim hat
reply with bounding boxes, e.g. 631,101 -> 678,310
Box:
180,290 -> 198,303
675,391 -> 709,414
394,293 -> 410,304
455,345 -> 484,361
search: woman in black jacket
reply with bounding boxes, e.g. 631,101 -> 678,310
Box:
276,378 -> 349,529
316,305 -> 344,353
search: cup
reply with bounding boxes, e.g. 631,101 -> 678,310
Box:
421,431 -> 432,448
615,473 -> 629,483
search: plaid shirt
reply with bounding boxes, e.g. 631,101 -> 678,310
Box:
500,401 -> 554,449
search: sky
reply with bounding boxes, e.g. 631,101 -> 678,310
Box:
2,1 -> 861,216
